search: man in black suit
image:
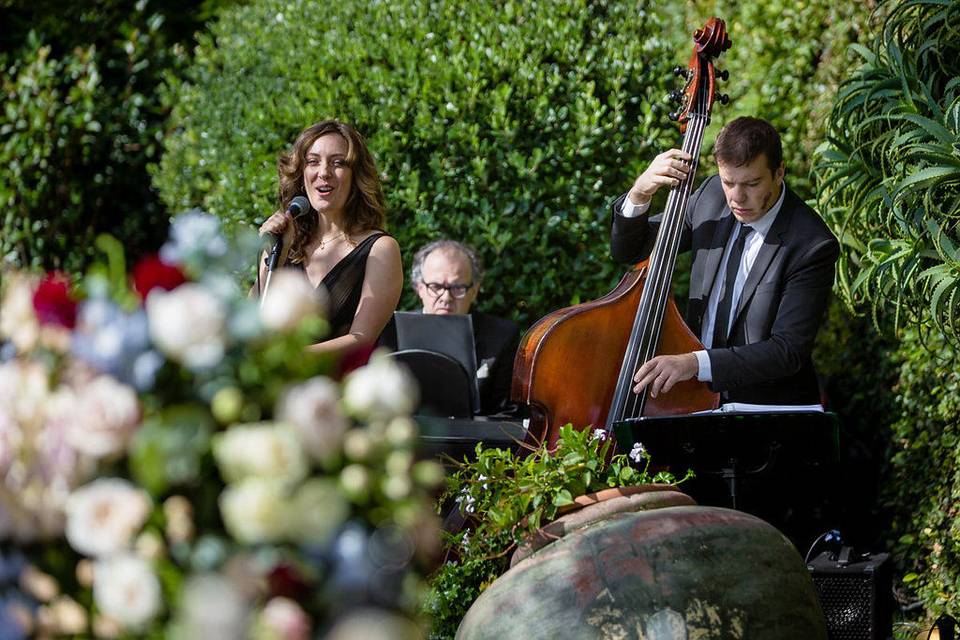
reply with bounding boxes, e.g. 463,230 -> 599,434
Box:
612,117 -> 839,406
388,240 -> 520,415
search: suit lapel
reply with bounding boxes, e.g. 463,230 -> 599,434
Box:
701,210 -> 735,300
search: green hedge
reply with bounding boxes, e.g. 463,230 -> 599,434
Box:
153,0 -> 694,326
0,0 -> 228,273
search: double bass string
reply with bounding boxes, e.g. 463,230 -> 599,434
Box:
609,113 -> 705,424
618,101 -> 709,422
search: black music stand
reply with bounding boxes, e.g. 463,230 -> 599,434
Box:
415,415 -> 527,464
613,411 -> 840,542
393,311 -> 481,413
389,349 -> 475,418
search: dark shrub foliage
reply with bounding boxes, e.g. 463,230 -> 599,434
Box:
0,0 -> 228,273
814,0 -> 960,619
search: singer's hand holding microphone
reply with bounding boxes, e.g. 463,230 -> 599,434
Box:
259,196 -> 310,272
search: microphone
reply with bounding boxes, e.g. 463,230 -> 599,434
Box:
266,196 -> 310,272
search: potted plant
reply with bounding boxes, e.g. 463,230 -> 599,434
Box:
426,425 -> 691,639
428,424 -> 829,640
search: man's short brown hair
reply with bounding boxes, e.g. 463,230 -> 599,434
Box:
714,117 -> 783,173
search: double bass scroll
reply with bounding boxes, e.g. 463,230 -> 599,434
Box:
511,18 -> 732,448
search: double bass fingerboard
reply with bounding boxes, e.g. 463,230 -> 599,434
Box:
605,108 -> 711,428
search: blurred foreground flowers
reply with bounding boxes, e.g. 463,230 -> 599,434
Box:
0,213 -> 440,638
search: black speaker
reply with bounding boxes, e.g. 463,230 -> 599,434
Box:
806,549 -> 892,640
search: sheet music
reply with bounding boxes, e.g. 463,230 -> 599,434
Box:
692,402 -> 824,415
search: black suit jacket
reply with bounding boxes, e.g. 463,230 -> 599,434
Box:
610,176 -> 839,405
472,312 -> 521,415
378,311 -> 520,415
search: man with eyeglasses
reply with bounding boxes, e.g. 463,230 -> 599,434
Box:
403,239 -> 520,415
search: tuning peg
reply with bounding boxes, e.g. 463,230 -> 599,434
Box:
717,93 -> 730,105
673,65 -> 688,78
717,69 -> 729,81
668,110 -> 681,121
667,90 -> 684,103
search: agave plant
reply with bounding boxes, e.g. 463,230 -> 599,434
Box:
814,0 -> 960,338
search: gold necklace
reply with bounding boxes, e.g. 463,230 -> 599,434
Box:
318,231 -> 346,250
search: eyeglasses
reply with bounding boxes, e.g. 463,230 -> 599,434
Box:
422,281 -> 474,299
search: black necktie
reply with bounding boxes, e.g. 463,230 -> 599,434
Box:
712,223 -> 752,349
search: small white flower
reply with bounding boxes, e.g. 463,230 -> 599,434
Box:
629,441 -> 647,464
146,283 -> 226,369
592,428 -> 607,441
93,554 -> 162,630
65,375 -> 141,459
259,268 -> 325,332
219,477 -> 290,544
342,353 -> 417,421
277,377 -> 348,461
212,423 -> 308,485
65,478 -> 152,557
455,491 -> 476,514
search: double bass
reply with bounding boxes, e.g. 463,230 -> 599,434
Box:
512,18 -> 732,447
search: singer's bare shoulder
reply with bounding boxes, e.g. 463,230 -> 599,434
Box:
366,233 -> 402,266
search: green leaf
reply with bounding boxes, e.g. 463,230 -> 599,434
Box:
552,489 -> 574,507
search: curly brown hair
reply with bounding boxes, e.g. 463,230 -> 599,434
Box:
277,120 -> 386,264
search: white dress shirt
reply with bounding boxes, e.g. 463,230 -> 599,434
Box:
619,185 -> 786,381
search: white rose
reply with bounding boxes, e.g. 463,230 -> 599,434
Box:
65,375 -> 141,459
93,554 -> 162,630
0,359 -> 23,408
146,284 -> 226,368
219,478 -> 290,544
324,608 -> 422,640
212,423 -> 308,485
65,478 -> 152,557
0,407 -> 19,474
257,597 -> 311,640
288,478 -> 349,546
0,359 -> 50,427
0,274 -> 40,352
342,353 -> 418,421
259,268 -> 324,332
173,573 -> 250,640
277,377 -> 348,461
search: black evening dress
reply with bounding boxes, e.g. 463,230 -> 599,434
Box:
292,231 -> 388,340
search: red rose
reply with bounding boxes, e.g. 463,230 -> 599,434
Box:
32,272 -> 78,329
132,255 -> 187,300
267,562 -> 311,601
336,342 -> 377,379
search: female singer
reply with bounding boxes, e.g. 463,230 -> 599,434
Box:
256,120 -> 402,353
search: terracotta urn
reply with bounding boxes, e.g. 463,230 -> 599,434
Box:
456,485 -> 827,640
